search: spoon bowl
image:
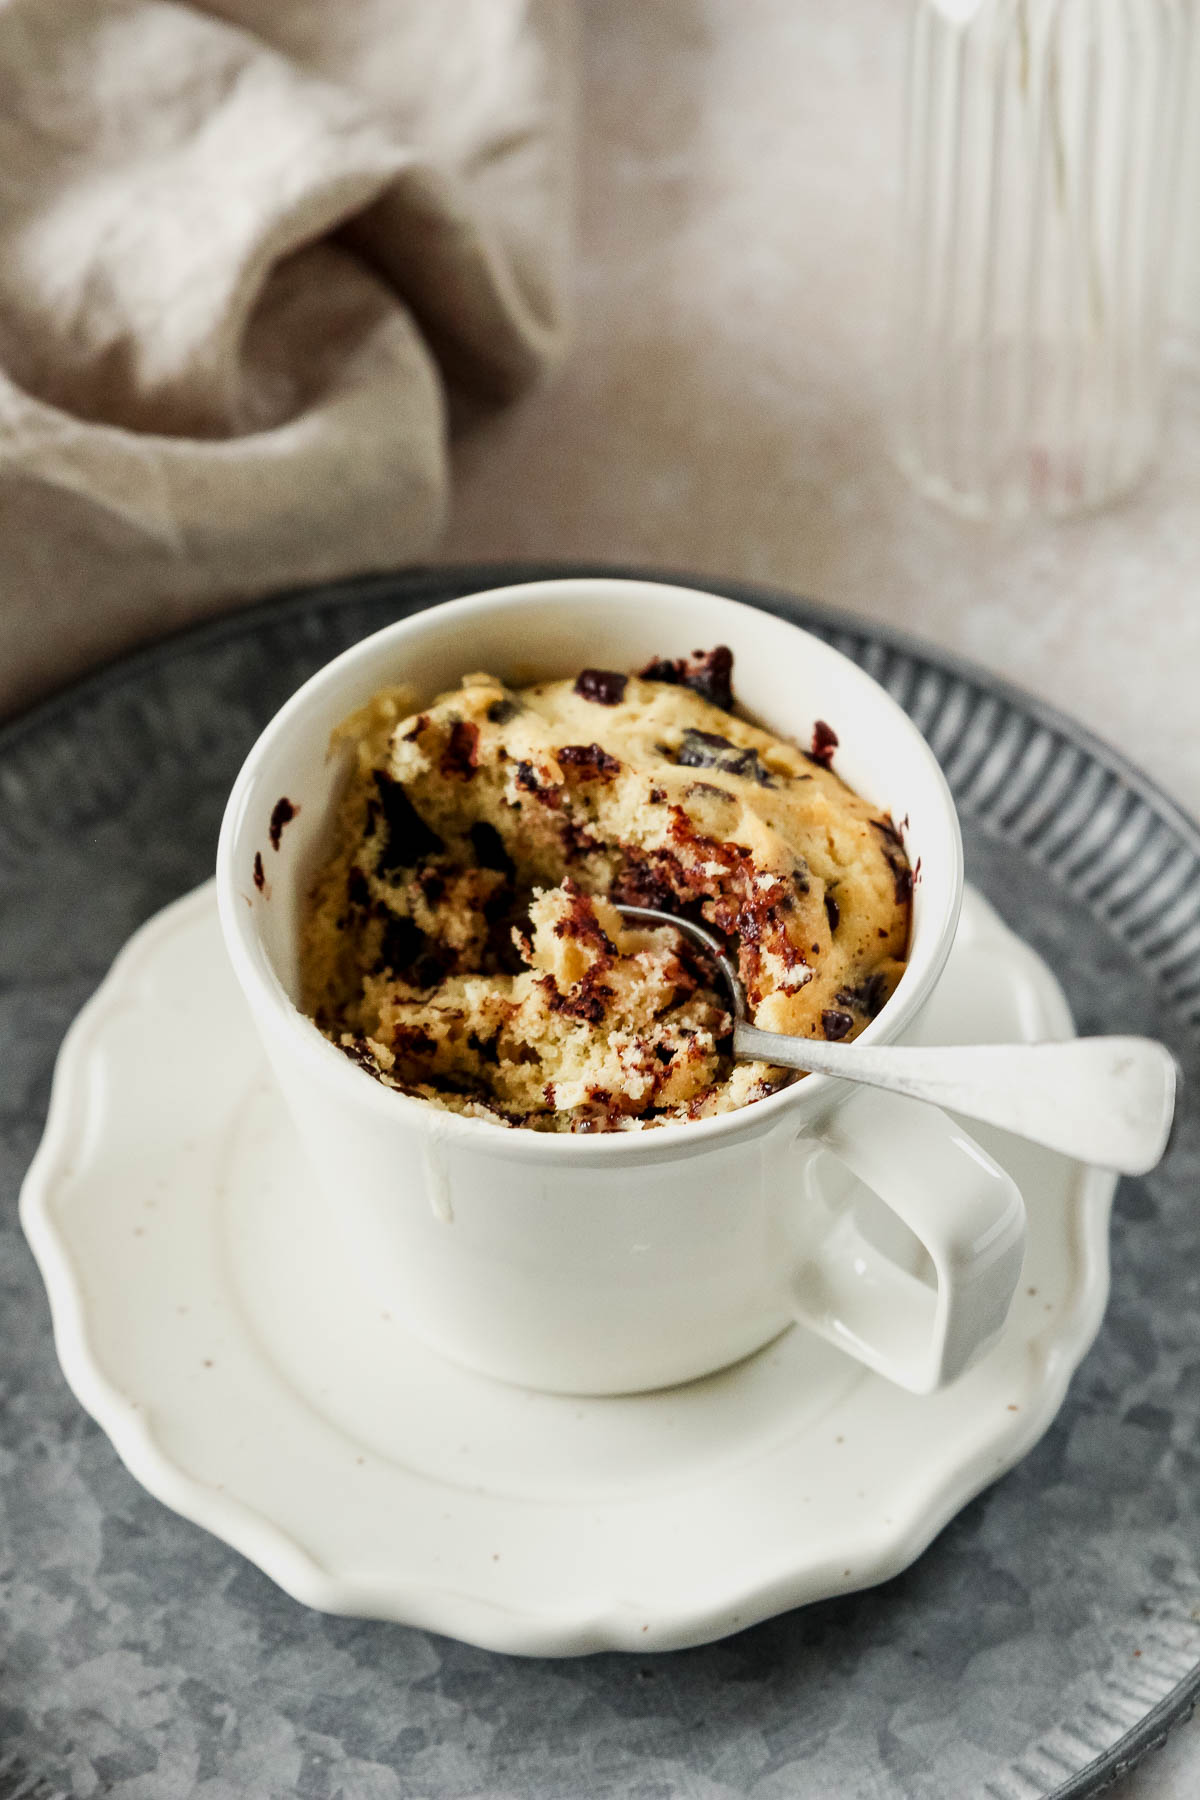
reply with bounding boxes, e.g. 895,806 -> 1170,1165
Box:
615,904 -> 1179,1176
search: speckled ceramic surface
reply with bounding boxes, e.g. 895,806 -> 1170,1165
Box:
4,566 -> 1200,1799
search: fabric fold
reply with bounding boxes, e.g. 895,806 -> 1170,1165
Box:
0,0 -> 573,715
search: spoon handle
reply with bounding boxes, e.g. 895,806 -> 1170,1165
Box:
732,1028 -> 1179,1176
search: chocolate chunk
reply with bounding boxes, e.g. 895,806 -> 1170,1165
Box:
392,1025 -> 438,1059
836,971 -> 890,1018
469,820 -> 514,874
685,645 -> 734,710
808,720 -> 839,769
376,913 -> 426,975
253,852 -> 265,892
871,817 -> 914,904
640,646 -> 734,712
487,696 -> 521,724
824,892 -> 839,933
558,742 -> 622,778
440,720 -> 480,780
511,760 -> 561,808
268,797 -> 298,850
430,1070 -> 497,1101
540,969 -> 614,1025
559,985 -> 609,1025
821,1008 -> 854,1041
482,884 -> 515,926
346,866 -> 371,908
612,847 -> 689,912
574,669 -> 628,706
411,944 -> 456,990
417,869 -> 446,907
560,818 -> 602,861
340,1036 -> 382,1077
674,728 -> 773,786
372,771 -> 444,872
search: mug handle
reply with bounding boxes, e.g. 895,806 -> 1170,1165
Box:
791,1089 -> 1026,1394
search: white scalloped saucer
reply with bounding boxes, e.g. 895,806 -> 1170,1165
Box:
20,883 -> 1113,1656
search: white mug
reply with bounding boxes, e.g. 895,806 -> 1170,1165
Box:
216,578 -> 1025,1396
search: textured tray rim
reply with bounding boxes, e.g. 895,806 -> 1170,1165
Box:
7,557 -> 1200,1800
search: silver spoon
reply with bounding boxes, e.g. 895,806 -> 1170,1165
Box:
615,904 -> 1179,1175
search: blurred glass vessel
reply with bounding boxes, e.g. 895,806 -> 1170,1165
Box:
895,0 -> 1193,519
1169,9 -> 1200,366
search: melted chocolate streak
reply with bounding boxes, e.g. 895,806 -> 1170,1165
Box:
268,796 -> 297,850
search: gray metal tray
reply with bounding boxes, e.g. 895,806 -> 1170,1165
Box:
3,564 -> 1198,1800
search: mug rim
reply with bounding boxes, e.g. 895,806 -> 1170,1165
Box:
216,576 -> 965,1162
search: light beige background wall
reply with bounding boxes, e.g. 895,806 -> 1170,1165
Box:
438,9 -> 1200,1790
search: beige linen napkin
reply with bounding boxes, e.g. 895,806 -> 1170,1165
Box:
0,0 -> 572,716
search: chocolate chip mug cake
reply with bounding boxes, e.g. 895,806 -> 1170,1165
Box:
300,648 -> 911,1131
